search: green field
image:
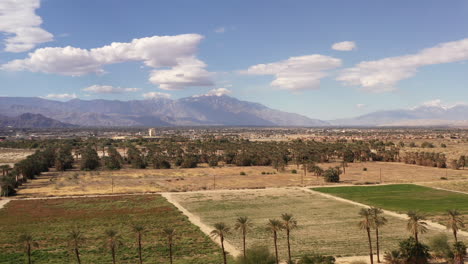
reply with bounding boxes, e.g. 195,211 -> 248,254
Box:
312,184 -> 468,215
170,188 -> 448,259
0,195 -> 224,264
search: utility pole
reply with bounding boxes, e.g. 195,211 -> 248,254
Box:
213,174 -> 216,190
379,168 -> 382,183
111,176 -> 114,193
301,172 -> 304,186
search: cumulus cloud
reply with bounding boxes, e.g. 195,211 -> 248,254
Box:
83,85 -> 140,94
43,93 -> 77,99
1,34 -> 213,90
241,54 -> 342,91
0,0 -> 53,52
142,92 -> 172,99
331,41 -> 356,51
338,38 -> 468,93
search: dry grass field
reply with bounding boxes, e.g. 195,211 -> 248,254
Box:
399,139 -> 468,161
168,188 -> 450,259
0,148 -> 34,167
15,161 -> 468,197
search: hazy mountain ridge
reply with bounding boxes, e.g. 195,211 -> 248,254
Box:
0,113 -> 76,128
0,96 -> 327,127
331,105 -> 468,127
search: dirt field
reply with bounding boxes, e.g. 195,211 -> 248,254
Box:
15,161 -> 468,197
167,188 -> 450,259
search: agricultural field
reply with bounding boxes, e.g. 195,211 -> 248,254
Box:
0,195 -> 225,264
313,184 -> 468,230
16,161 -> 468,198
168,188 -> 450,259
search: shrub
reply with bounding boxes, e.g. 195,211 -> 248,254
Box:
363,168 -> 367,171
398,237 -> 431,264
292,169 -> 297,174
440,177 -> 448,180
240,171 -> 246,176
323,167 -> 341,183
235,246 -> 276,264
297,253 -> 336,264
428,234 -> 450,259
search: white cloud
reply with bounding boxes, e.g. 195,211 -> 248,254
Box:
1,34 -> 213,90
332,41 -> 356,51
356,103 -> 366,109
214,27 -> 226,33
0,0 -> 53,52
338,38 -> 468,93
83,85 -> 141,94
43,93 -> 77,99
193,88 -> 232,97
413,99 -> 467,110
142,92 -> 171,99
241,54 -> 342,91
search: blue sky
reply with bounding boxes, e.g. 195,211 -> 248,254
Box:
1,0 -> 468,119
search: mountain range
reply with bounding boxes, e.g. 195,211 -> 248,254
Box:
0,95 -> 327,127
1,95 -> 467,128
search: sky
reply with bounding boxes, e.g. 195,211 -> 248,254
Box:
1,0 -> 468,120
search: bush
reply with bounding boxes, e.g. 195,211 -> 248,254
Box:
323,167 -> 341,183
428,234 -> 450,259
297,253 -> 335,264
363,168 -> 367,171
180,156 -> 198,168
398,237 -> 431,264
235,246 -> 276,264
240,171 -> 246,176
292,169 -> 297,174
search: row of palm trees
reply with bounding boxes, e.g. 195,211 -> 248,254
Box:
19,225 -> 176,264
210,213 -> 297,264
359,207 -> 465,264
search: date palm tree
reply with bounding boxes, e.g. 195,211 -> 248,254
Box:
67,229 -> 85,264
234,216 -> 252,259
266,219 -> 284,264
358,208 -> 375,264
132,224 -> 145,264
406,211 -> 428,243
210,222 -> 230,264
104,229 -> 122,264
446,209 -> 465,242
18,233 -> 38,264
163,227 -> 176,264
281,213 -> 297,264
370,207 -> 387,263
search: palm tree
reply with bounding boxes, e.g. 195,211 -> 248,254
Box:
446,209 -> 465,242
67,229 -> 85,264
234,216 -> 252,259
358,208 -> 375,264
104,229 -> 122,264
132,224 -> 145,264
210,222 -> 230,264
266,219 -> 284,264
383,250 -> 402,264
18,233 -> 38,264
406,211 -> 428,243
163,227 -> 176,264
281,213 -> 297,264
370,207 -> 387,263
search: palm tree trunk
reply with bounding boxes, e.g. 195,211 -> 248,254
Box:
138,233 -> 142,264
274,231 -> 279,264
375,228 -> 380,263
111,246 -> 116,264
27,243 -> 31,264
169,242 -> 173,264
367,227 -> 374,264
242,230 -> 246,259
454,229 -> 458,243
414,231 -> 418,244
75,247 -> 81,264
287,229 -> 292,264
221,236 -> 227,264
